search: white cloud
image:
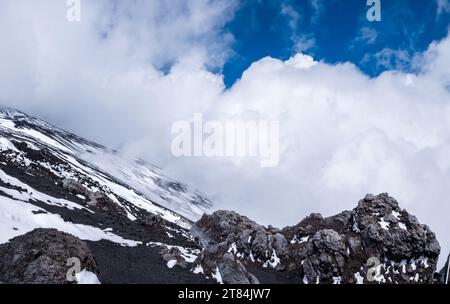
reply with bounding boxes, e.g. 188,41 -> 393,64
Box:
1,1 -> 450,267
437,0 -> 450,15
0,0 -> 234,160
280,4 -> 315,53
361,48 -> 413,71
353,27 -> 378,45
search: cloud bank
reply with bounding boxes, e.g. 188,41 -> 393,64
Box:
0,1 -> 450,266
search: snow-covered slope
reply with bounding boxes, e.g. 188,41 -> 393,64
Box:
0,108 -> 213,243
0,108 -> 212,219
0,108 -> 217,283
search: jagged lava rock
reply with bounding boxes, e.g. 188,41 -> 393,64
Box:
191,210 -> 295,283
191,194 -> 441,284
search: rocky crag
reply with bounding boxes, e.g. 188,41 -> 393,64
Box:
190,193 -> 441,284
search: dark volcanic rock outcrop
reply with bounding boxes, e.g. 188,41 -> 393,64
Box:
0,229 -> 99,284
190,210 -> 269,284
191,193 -> 441,284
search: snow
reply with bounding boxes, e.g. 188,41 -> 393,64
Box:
84,150 -> 212,222
167,260 -> 177,269
300,236 -> 309,243
249,251 -> 255,262
392,211 -> 401,220
411,260 -> 417,271
400,260 -> 407,273
178,248 -> 198,263
165,225 -> 194,241
0,196 -> 141,246
0,138 -> 18,152
193,265 -> 204,274
0,118 -> 16,129
16,127 -> 71,153
263,249 -> 281,268
354,272 -> 364,284
417,256 -> 429,268
0,169 -> 91,212
352,221 -> 361,233
332,276 -> 342,284
372,264 -> 386,283
375,256 -> 430,284
290,235 -> 309,244
212,267 -> 223,284
35,151 -> 187,226
67,154 -> 188,227
75,270 -> 101,284
147,242 -> 199,263
398,222 -> 408,231
379,218 -> 390,230
228,243 -> 238,254
0,110 -> 218,285
1,111 -> 211,230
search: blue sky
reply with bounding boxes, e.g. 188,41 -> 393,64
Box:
222,0 -> 450,87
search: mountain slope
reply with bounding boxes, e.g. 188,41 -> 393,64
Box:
0,108 -> 212,221
0,108 -> 213,283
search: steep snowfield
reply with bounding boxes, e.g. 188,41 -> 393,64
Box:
0,194 -> 141,246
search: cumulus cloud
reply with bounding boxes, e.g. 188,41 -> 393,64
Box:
280,3 -> 316,53
1,1 -> 450,266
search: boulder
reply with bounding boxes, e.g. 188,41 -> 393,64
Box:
0,229 -> 99,284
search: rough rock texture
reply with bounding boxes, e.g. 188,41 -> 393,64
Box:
190,211 -> 268,283
0,229 -> 99,284
191,193 -> 441,284
62,178 -> 128,217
